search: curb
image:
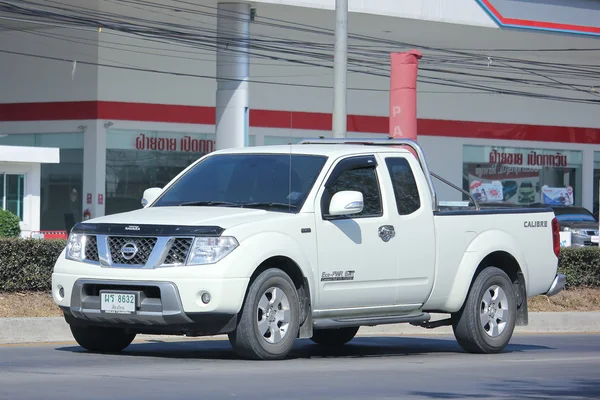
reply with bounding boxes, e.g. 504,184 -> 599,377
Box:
2,312 -> 600,345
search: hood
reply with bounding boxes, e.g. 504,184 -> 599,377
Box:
84,206 -> 281,230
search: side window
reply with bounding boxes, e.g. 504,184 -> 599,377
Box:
324,166 -> 383,217
385,157 -> 421,215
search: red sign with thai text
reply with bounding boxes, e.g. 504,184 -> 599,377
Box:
488,150 -> 568,167
135,133 -> 215,153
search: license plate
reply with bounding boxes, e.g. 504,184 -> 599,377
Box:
100,291 -> 136,314
592,236 -> 599,243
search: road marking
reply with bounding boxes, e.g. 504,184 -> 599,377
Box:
0,341 -> 77,348
501,356 -> 600,363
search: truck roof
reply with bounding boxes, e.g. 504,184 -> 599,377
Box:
210,143 -> 412,158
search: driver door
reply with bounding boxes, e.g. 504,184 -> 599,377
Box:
314,155 -> 398,310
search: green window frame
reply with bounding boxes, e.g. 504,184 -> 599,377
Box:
0,173 -> 25,221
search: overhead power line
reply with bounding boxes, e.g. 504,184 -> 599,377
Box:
0,0 -> 598,105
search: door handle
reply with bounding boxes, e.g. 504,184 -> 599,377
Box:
378,225 -> 395,242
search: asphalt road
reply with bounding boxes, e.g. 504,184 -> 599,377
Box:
1,333 -> 600,400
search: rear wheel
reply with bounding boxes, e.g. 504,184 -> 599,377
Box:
228,268 -> 300,360
452,267 -> 517,354
70,325 -> 136,353
310,327 -> 359,346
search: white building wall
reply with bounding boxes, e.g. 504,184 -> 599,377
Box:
0,6 -> 598,130
92,25 -> 600,129
0,161 -> 48,236
96,33 -> 216,106
251,0 -> 498,27
0,27 -> 99,103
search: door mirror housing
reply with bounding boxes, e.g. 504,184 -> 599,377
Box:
328,191 -> 364,216
141,187 -> 162,208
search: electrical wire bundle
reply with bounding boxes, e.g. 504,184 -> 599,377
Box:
0,0 -> 599,105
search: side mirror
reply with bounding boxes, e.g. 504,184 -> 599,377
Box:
141,187 -> 162,208
328,190 -> 364,216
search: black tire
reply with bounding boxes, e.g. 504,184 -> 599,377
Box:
452,266 -> 517,354
310,327 -> 359,346
70,325 -> 136,353
229,268 -> 300,360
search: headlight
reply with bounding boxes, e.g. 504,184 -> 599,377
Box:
66,233 -> 85,261
187,237 -> 238,265
565,228 -> 587,236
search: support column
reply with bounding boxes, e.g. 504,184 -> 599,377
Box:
332,0 -> 348,138
216,2 -> 251,151
582,147 -> 594,210
82,121 -> 106,220
389,50 -> 422,141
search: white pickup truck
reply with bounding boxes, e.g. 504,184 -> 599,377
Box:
52,138 -> 565,360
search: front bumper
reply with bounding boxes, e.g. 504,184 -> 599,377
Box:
52,272 -> 249,335
545,274 -> 566,297
57,278 -> 241,336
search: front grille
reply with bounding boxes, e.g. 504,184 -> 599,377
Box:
584,230 -> 599,236
164,238 -> 193,265
84,236 -> 99,261
108,236 -> 157,265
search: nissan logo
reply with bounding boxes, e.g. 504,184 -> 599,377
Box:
121,242 -> 138,260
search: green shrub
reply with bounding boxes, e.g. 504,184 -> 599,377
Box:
0,238 -> 599,293
0,238 -> 66,292
0,209 -> 21,238
558,246 -> 600,289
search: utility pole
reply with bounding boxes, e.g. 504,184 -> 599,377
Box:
332,0 -> 347,138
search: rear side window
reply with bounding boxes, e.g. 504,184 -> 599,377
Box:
385,157 -> 421,215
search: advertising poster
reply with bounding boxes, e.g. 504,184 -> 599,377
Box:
465,163 -> 540,204
541,185 -> 574,206
469,180 -> 504,203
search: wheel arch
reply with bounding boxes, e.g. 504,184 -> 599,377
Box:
469,251 -> 528,326
443,230 -> 529,326
244,255 -> 313,338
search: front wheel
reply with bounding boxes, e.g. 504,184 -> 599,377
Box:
228,268 -> 300,360
452,267 -> 517,354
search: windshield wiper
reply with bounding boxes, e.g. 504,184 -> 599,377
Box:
179,201 -> 241,207
240,202 -> 298,210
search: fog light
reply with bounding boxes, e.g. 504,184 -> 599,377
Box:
57,285 -> 64,301
201,292 -> 211,304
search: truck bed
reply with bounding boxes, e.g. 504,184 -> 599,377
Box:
423,206 -> 557,312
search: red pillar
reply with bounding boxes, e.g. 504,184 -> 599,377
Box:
389,50 -> 422,142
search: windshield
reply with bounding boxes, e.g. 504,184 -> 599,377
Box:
153,153 -> 328,212
552,207 -> 597,222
